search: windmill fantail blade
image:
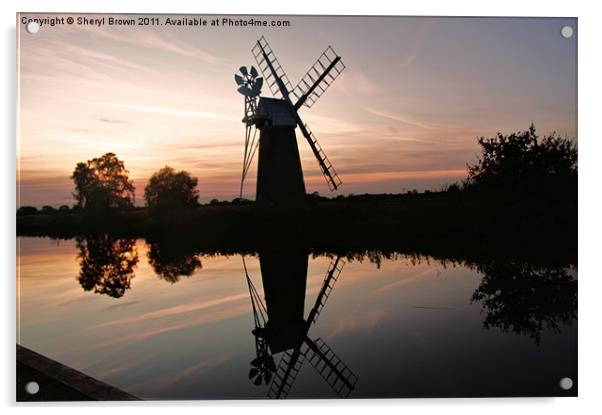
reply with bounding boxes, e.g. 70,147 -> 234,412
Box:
237,85 -> 253,97
235,74 -> 244,86
264,371 -> 272,384
239,66 -> 248,76
250,78 -> 263,96
250,66 -> 258,77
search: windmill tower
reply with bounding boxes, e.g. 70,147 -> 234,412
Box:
235,36 -> 346,204
243,249 -> 358,398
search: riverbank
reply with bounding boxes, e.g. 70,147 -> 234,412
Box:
17,193 -> 576,257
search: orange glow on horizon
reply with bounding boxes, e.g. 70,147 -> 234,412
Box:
16,14 -> 577,206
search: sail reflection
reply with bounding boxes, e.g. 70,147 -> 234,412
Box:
76,235 -> 138,298
243,245 -> 358,399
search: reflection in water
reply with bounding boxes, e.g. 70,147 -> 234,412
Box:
72,236 -> 578,348
76,235 -> 139,298
147,241 -> 203,284
19,235 -> 578,398
470,261 -> 577,345
244,246 -> 358,399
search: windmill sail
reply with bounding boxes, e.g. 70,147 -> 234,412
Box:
298,122 -> 342,191
267,347 -> 305,399
308,257 -> 344,323
250,36 -> 344,192
252,36 -> 294,100
304,337 -> 358,398
292,46 -> 346,110
266,256 -> 356,399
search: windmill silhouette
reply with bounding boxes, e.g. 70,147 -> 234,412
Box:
235,36 -> 346,203
243,248 -> 358,399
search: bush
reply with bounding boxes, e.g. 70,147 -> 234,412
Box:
144,166 -> 199,210
467,124 -> 577,198
17,206 -> 38,216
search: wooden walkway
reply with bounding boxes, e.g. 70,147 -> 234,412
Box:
17,344 -> 140,401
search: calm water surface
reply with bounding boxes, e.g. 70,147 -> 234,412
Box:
17,236 -> 577,399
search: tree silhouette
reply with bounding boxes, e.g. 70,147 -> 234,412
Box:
147,240 -> 202,283
467,124 -> 577,197
71,153 -> 135,211
470,260 -> 577,344
17,206 -> 38,216
76,235 -> 139,298
144,166 -> 199,210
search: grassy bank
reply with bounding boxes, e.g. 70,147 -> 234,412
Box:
17,192 -> 576,254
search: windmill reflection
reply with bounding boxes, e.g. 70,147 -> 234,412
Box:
76,235 -> 138,298
470,260 -> 577,344
243,246 -> 357,399
147,240 -> 202,284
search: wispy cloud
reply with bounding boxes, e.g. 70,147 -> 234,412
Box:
56,41 -> 152,73
367,109 -> 438,130
399,18 -> 437,68
326,308 -> 390,339
97,117 -> 128,124
92,26 -> 229,67
372,266 -> 441,294
334,67 -> 381,94
92,292 -> 249,329
99,102 -> 239,122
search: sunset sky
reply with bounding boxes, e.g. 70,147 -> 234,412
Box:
17,14 -> 577,206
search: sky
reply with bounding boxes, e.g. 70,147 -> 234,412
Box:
17,15 -> 577,206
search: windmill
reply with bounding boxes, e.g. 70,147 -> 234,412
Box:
243,250 -> 358,398
234,36 -> 346,203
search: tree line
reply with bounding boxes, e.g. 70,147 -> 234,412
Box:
71,153 -> 200,213
18,153 -> 201,216
17,124 -> 577,216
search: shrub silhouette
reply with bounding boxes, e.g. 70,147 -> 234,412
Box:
144,166 -> 199,211
467,124 -> 577,197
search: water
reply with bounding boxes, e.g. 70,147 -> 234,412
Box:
16,236 -> 577,399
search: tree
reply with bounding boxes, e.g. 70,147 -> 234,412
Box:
471,260 -> 577,345
76,235 -> 138,298
467,124 -> 577,197
71,153 -> 135,211
144,166 -> 199,210
147,240 -> 202,283
17,206 -> 38,216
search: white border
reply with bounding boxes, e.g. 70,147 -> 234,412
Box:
3,0 -> 601,413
